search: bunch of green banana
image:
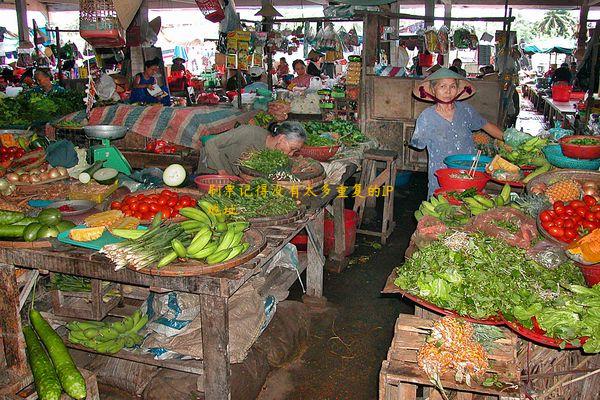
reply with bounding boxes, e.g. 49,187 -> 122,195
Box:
461,184 -> 512,216
66,310 -> 148,354
179,200 -> 227,231
178,222 -> 250,265
414,195 -> 470,225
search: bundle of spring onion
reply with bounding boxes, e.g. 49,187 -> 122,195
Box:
101,223 -> 191,271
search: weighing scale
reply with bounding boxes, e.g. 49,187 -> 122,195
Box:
83,125 -> 132,176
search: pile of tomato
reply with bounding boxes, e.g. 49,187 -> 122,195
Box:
0,146 -> 26,162
539,195 -> 600,243
110,190 -> 196,221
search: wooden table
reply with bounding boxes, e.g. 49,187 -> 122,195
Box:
0,165 -> 357,400
543,97 -> 578,128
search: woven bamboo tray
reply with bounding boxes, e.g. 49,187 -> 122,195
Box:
128,228 -> 266,277
526,169 -> 600,193
247,207 -> 306,228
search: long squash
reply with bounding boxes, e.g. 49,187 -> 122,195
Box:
23,325 -> 62,400
29,309 -> 87,399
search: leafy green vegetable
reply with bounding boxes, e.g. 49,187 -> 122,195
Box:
303,119 -> 367,146
0,89 -> 85,127
239,148 -> 291,175
569,138 -> 600,146
394,232 -> 600,352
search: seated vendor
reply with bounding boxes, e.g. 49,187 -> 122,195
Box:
32,69 -> 65,94
244,66 -> 268,93
168,57 -> 191,93
130,58 -> 172,106
306,50 -> 324,77
225,69 -> 247,91
199,121 -> 306,175
288,60 -> 312,90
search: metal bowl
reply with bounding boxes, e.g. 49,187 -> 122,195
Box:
0,129 -> 34,137
48,200 -> 97,216
83,125 -> 128,140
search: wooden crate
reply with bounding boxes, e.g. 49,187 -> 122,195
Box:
380,314 -> 521,400
50,273 -> 120,321
9,368 -> 99,400
518,340 -> 600,400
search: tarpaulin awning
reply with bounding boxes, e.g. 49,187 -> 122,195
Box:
523,45 -> 573,55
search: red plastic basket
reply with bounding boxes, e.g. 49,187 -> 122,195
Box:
195,0 -> 225,23
578,262 -> 600,287
551,84 -> 572,102
194,174 -> 241,192
298,145 -> 340,162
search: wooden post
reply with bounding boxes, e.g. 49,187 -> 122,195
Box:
199,294 -> 231,400
576,3 -> 589,62
362,14 -> 380,70
14,0 -> 33,49
424,0 -> 435,28
305,209 -> 325,298
443,2 -> 452,29
0,264 -> 28,378
326,196 -> 349,273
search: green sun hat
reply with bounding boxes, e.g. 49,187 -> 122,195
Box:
412,67 -> 476,102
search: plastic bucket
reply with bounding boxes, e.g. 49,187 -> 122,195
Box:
324,209 -> 358,257
395,171 -> 412,188
290,231 -> 308,252
419,53 -> 434,67
551,84 -> 572,102
578,263 -> 600,287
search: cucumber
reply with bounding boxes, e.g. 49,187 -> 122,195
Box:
24,223 -> 43,242
92,168 -> 118,185
37,209 -> 62,226
78,161 -> 104,184
0,210 -> 24,225
0,224 -> 27,238
23,325 -> 62,400
13,216 -> 39,226
30,309 -> 87,399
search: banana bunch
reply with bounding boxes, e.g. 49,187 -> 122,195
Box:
462,184 -> 511,216
414,195 -> 470,225
66,310 -> 148,354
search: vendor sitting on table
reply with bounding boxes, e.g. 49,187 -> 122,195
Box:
198,121 -> 306,175
130,58 -> 171,106
32,69 -> 65,94
288,60 -> 312,90
411,68 -> 504,197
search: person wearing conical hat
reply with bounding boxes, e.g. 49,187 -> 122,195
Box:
410,68 -> 504,197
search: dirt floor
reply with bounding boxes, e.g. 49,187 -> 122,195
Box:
257,173 -> 427,400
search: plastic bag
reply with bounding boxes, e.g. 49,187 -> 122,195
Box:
437,26 -> 449,54
424,28 -> 438,53
412,215 -> 448,249
503,127 -> 533,148
315,23 -> 339,52
526,240 -> 568,269
548,121 -> 574,141
453,28 -> 471,49
466,207 -> 538,249
347,27 -> 360,46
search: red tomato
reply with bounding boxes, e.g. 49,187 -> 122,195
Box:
591,205 -> 600,213
110,201 -> 122,210
555,219 -> 564,227
180,195 -> 194,204
583,220 -> 598,231
564,206 -> 575,215
142,212 -> 154,221
161,207 -> 172,219
138,204 -> 150,213
121,205 -> 130,213
540,210 -> 554,222
576,207 -> 587,217
573,214 -> 583,223
564,228 -> 578,241
130,202 -> 140,211
548,226 -> 565,238
554,203 -> 565,215
564,219 -> 575,228
158,197 -> 168,206
541,221 -> 554,230
596,211 -> 600,220
124,196 -> 136,205
124,209 -> 134,217
569,200 -> 586,209
585,211 -> 596,222
149,203 -> 161,212
176,199 -> 188,208
167,198 -> 178,207
137,194 -> 147,201
148,194 -> 160,201
161,189 -> 173,197
134,212 -> 144,220
583,195 -> 597,207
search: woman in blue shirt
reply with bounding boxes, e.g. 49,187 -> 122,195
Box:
32,69 -> 65,94
130,58 -> 171,106
411,68 -> 504,197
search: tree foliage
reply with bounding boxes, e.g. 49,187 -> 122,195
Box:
535,10 -> 576,38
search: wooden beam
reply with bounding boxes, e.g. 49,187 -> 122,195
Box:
424,0 -> 435,28
443,2 -> 452,29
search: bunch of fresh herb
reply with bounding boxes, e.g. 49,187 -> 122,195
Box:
239,148 -> 291,175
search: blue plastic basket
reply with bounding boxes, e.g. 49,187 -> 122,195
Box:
543,145 -> 600,170
395,170 -> 412,187
443,154 -> 493,172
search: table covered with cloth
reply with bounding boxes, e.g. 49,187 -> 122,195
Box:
59,104 -> 255,150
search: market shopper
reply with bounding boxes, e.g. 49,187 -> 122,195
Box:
451,58 -> 467,77
32,69 -> 65,94
276,57 -> 290,81
288,59 -> 312,89
244,66 -> 268,93
198,121 -> 306,175
411,68 -> 504,196
130,58 -> 171,106
551,62 -> 572,85
306,49 -> 323,77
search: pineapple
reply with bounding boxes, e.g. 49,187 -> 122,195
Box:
84,210 -> 124,228
69,226 -> 105,242
110,217 -> 140,230
545,179 -> 581,203
513,194 -> 551,217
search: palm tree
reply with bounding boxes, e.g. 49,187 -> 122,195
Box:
535,10 -> 576,38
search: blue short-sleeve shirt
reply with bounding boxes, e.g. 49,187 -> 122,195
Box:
410,101 -> 487,197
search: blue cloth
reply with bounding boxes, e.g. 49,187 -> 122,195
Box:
244,81 -> 268,93
410,101 -> 487,197
129,73 -> 171,106
31,84 -> 65,94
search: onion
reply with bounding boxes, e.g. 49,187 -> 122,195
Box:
19,174 -> 31,183
56,166 -> 68,176
30,174 -> 41,183
582,181 -> 598,190
39,172 -> 50,181
39,165 -> 47,173
6,173 -> 19,183
48,168 -> 60,179
0,179 -> 8,191
583,186 -> 598,197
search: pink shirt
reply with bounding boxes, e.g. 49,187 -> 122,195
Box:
290,74 -> 312,88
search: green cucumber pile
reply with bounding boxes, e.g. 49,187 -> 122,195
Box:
66,310 -> 148,354
25,309 -> 86,400
395,232 -> 600,353
0,209 -> 74,242
101,200 -> 251,270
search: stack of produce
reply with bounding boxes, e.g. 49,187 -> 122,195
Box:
302,119 -> 367,146
346,55 -> 361,85
24,309 -> 87,400
66,310 -> 148,354
529,177 -> 598,204
395,231 -> 600,353
110,190 -> 197,221
0,90 -> 84,127
5,163 -> 69,185
250,111 -> 276,128
238,148 -> 291,176
101,201 -> 251,270
202,179 -> 299,219
538,195 -> 599,243
567,229 -> 600,264
267,100 -> 290,122
487,136 -> 551,183
418,317 -> 493,392
0,208 -> 74,242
